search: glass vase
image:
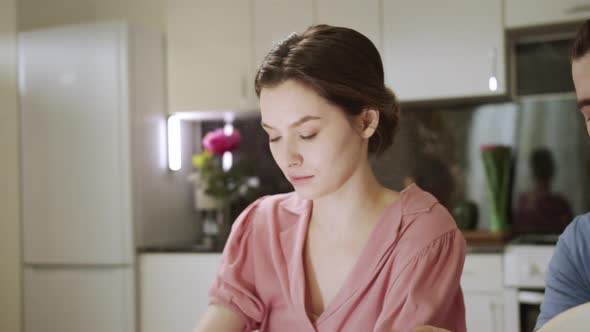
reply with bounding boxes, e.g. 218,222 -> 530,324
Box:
489,206 -> 509,233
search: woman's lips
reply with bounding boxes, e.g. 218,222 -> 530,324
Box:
288,175 -> 314,185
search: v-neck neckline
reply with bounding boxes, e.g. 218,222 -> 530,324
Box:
296,187 -> 410,328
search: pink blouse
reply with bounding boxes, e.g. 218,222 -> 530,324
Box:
208,184 -> 467,332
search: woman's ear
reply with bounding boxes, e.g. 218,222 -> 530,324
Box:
360,109 -> 379,139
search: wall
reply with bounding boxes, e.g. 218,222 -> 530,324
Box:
0,0 -> 21,330
17,0 -> 165,32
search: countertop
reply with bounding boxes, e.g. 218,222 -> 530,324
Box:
466,245 -> 505,254
139,242 -> 505,255
138,243 -> 222,254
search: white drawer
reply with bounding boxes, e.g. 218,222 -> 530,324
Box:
461,253 -> 504,292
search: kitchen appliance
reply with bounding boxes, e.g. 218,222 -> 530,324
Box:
19,21 -> 196,332
511,94 -> 589,234
501,25 -> 590,332
504,236 -> 558,332
509,26 -> 590,235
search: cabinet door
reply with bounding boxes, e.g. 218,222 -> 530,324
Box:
253,0 -> 313,72
139,253 -> 222,332
19,23 -> 132,265
383,0 -> 505,102
24,267 -> 134,332
464,293 -> 505,332
315,0 -> 381,52
167,0 -> 253,112
461,254 -> 504,292
505,0 -> 590,29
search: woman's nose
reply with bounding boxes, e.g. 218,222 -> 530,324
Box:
284,140 -> 302,168
288,156 -> 302,167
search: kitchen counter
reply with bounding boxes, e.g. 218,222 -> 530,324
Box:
462,230 -> 511,254
139,243 -> 504,255
466,245 -> 505,254
137,243 -> 222,253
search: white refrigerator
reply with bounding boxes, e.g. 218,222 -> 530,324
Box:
19,22 -> 196,332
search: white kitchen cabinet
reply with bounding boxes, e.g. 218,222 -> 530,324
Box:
382,0 -> 505,102
505,0 -> 590,29
139,253 -> 222,332
24,267 -> 134,332
464,293 -> 505,332
142,252 -> 508,332
168,0 -> 384,112
461,253 -> 504,292
461,253 -> 505,332
166,0 -> 255,112
315,0 -> 382,52
253,0 -> 313,72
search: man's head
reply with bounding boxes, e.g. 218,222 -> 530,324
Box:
572,19 -> 590,136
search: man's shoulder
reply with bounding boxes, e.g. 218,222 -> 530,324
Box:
536,213 -> 590,331
562,212 -> 590,243
556,212 -> 590,262
573,212 -> 590,227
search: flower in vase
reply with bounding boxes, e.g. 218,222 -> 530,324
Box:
189,128 -> 259,210
481,144 -> 512,233
203,128 -> 241,155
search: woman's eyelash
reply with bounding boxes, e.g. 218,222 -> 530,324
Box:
268,133 -> 317,143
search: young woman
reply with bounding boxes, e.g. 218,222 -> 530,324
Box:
195,25 -> 465,332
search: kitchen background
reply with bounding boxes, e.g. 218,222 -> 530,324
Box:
1,1 -> 590,332
202,97 -> 590,234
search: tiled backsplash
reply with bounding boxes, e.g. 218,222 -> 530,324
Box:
197,95 -> 590,233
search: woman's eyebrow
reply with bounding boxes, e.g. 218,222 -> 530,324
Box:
261,116 -> 322,130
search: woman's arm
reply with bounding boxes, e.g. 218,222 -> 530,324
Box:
202,198 -> 267,331
374,224 -> 467,332
194,304 -> 245,332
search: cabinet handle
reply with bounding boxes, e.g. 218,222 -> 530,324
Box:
489,302 -> 500,332
488,47 -> 498,92
565,4 -> 590,14
489,303 -> 495,332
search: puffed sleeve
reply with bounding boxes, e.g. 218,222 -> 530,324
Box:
374,228 -> 467,332
208,198 -> 266,330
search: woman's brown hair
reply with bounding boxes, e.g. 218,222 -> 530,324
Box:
572,19 -> 590,60
255,24 -> 400,157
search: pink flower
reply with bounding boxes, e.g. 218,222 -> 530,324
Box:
481,144 -> 496,152
203,128 -> 241,155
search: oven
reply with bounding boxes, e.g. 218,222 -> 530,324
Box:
504,236 -> 557,332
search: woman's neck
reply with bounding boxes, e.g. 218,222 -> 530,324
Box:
310,162 -> 398,233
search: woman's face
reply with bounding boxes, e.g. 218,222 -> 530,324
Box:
259,80 -> 369,200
